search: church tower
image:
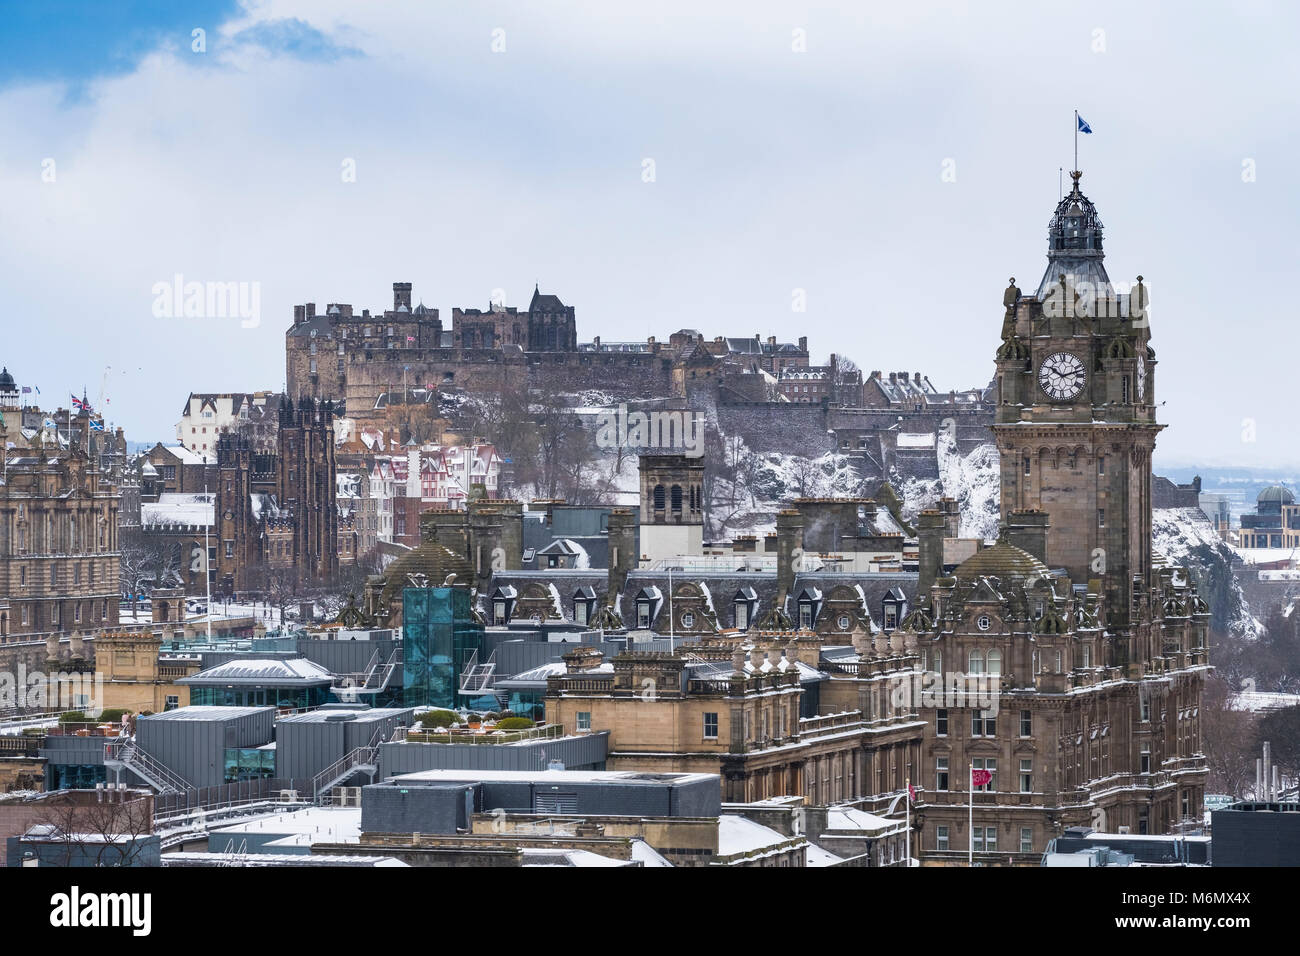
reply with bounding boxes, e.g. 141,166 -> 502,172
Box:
992,170 -> 1157,648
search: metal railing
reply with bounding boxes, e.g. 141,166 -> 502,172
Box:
104,739 -> 189,795
312,727 -> 382,803
459,648 -> 497,694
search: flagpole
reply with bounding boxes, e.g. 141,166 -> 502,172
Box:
1074,109 -> 1078,173
969,762 -> 974,866
905,776 -> 911,867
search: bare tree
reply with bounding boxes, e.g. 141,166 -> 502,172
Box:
31,791 -> 156,867
1200,675 -> 1257,799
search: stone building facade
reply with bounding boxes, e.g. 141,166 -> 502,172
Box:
211,397 -> 339,592
0,430 -> 120,645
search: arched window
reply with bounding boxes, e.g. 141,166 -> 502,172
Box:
968,649 -> 985,674
653,485 -> 666,511
986,649 -> 1002,676
670,485 -> 683,512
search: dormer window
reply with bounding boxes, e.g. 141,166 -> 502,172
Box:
735,601 -> 749,630
798,602 -> 813,629
637,600 -> 651,629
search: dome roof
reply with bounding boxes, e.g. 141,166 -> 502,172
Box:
376,534 -> 474,614
0,367 -> 15,390
954,538 -> 1050,582
1257,485 -> 1295,505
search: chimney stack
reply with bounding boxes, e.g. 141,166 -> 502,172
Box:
917,509 -> 945,594
775,510 -> 804,601
606,509 -> 636,604
1006,509 -> 1050,565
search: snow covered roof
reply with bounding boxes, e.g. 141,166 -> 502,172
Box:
716,815 -> 792,857
177,658 -> 335,686
141,493 -> 214,528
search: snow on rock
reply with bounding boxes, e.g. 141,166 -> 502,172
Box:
896,433 -> 1001,540
1152,507 -> 1261,638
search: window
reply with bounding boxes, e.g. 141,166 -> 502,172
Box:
1098,508 -> 1105,527
637,601 -> 651,629
735,602 -> 749,630
936,826 -> 950,852
936,757 -> 949,791
1140,749 -> 1151,774
165,695 -> 179,711
986,649 -> 1002,675
972,712 -> 996,738
968,649 -> 984,674
224,540 -> 234,559
936,709 -> 948,736
1081,644 -> 1091,668
1023,456 -> 1031,476
972,757 -> 996,791
1020,759 -> 1033,793
576,712 -> 592,732
493,600 -> 507,626
680,611 -> 695,628
703,712 -> 718,740
1020,710 -> 1032,737
1098,456 -> 1106,475
574,602 -> 589,626
976,614 -> 991,631
1020,828 -> 1034,854
798,603 -> 813,629
972,826 -> 997,852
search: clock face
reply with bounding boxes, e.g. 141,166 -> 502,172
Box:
1039,352 -> 1087,401
1137,355 -> 1147,400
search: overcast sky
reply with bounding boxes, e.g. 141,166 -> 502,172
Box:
2,0 -> 1296,468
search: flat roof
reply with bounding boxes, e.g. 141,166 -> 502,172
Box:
389,769 -> 718,786
278,707 -> 412,724
140,706 -> 275,722
212,807 -> 361,843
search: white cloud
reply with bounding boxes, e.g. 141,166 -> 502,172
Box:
1,0 -> 1297,466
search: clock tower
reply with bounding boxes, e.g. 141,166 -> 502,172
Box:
992,169 -> 1158,641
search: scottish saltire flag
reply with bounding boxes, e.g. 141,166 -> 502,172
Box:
1077,115 -> 1092,134
90,419 -> 105,431
43,418 -> 57,428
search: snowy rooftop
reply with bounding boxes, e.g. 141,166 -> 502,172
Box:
140,705 -> 275,722
391,769 -> 717,786
212,807 -> 361,844
177,658 -> 335,686
141,493 -> 214,528
716,815 -> 792,857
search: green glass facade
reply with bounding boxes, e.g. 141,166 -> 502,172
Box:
224,747 -> 276,783
189,685 -> 329,709
402,587 -> 483,709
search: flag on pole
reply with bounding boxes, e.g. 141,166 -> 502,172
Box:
1077,115 -> 1092,134
406,335 -> 415,343
971,768 -> 992,788
70,394 -> 86,412
43,418 -> 57,429
89,419 -> 105,431
908,783 -> 917,802
21,386 -> 30,394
